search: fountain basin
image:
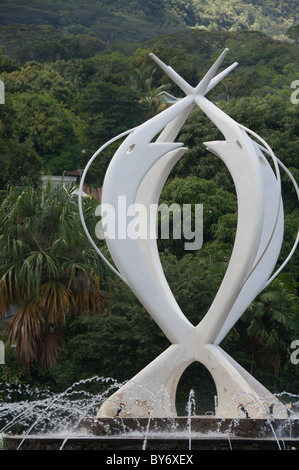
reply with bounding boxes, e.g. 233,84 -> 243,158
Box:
3,417 -> 299,450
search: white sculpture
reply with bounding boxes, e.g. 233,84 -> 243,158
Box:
79,49 -> 299,419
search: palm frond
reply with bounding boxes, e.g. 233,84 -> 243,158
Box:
37,330 -> 66,368
39,281 -> 72,327
0,181 -> 109,367
5,301 -> 45,367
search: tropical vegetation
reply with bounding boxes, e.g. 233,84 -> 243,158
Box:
0,181 -> 108,368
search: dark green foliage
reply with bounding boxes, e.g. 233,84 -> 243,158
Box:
0,181 -> 109,367
286,23 -> 299,43
2,92 -> 82,174
0,93 -> 43,190
0,25 -> 106,63
0,0 -> 297,56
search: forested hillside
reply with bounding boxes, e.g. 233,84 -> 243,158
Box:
0,1 -> 298,413
0,0 -> 298,59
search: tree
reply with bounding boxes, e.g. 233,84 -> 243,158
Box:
0,93 -> 43,191
11,92 -> 83,174
0,47 -> 20,73
4,61 -> 77,106
231,275 -> 299,387
0,181 -> 108,368
159,175 -> 237,256
79,78 -> 148,184
286,23 -> 299,43
128,65 -> 169,117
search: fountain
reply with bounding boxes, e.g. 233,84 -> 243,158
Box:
2,49 -> 299,451
1,378 -> 299,450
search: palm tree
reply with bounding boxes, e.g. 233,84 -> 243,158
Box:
128,66 -> 169,117
0,180 -> 107,368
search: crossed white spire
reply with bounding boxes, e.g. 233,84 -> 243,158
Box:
150,48 -> 237,97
